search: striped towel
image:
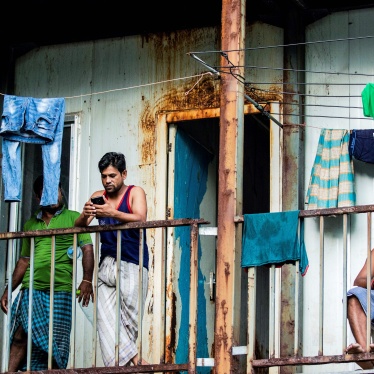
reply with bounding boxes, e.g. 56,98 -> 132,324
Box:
305,128 -> 355,210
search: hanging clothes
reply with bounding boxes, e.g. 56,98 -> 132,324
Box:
349,129 -> 374,164
305,128 -> 355,210
361,83 -> 374,118
0,95 -> 65,206
241,210 -> 309,276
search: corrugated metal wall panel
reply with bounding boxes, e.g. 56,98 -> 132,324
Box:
304,8 -> 374,373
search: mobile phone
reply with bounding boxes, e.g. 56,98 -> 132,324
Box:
91,196 -> 105,205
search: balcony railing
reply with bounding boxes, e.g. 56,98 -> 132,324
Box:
235,204 -> 374,373
0,218 -> 209,374
3,205 -> 374,373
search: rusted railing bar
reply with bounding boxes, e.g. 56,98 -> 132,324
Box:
0,219 -> 210,240
342,214 -> 348,353
246,267 -> 256,372
115,230 -> 121,366
4,238 -> 15,372
48,236 -> 57,369
70,234 -> 78,368
234,205 -> 374,223
252,353 -> 374,367
137,229 -> 144,363
269,265 -> 275,358
318,216 -> 324,355
27,238 -> 35,371
366,212 -> 372,351
188,223 -> 199,373
92,232 -> 100,367
294,260 -> 299,356
8,363 -> 190,374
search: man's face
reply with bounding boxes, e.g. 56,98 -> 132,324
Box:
100,166 -> 127,194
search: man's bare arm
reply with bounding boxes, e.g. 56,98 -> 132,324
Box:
1,257 -> 30,314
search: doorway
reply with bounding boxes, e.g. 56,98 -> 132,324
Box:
165,112 -> 271,370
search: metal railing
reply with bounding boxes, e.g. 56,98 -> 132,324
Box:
235,204 -> 374,373
0,218 -> 209,374
4,205 -> 374,373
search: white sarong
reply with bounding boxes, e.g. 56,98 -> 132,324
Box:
97,256 -> 148,366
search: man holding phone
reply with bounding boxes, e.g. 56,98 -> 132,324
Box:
75,152 -> 149,367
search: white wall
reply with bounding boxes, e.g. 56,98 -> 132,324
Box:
303,9 -> 374,372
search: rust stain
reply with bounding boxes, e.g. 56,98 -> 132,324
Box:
139,101 -> 156,165
245,84 -> 282,103
155,75 -> 220,110
138,66 -> 220,167
165,287 -> 177,364
224,261 -> 230,277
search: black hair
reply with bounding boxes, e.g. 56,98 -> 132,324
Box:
98,152 -> 127,173
33,175 -> 61,198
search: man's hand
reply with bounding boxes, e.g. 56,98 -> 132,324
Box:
76,280 -> 94,307
83,200 -> 98,217
1,288 -> 9,314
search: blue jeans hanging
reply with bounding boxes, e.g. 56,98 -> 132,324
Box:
1,95 -> 65,206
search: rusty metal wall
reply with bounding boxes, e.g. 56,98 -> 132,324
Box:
4,23 -> 285,369
0,8 -> 372,372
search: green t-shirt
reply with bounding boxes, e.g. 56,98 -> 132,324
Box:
21,206 -> 93,292
362,83 -> 374,118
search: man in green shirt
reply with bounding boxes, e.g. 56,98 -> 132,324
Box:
0,175 -> 94,371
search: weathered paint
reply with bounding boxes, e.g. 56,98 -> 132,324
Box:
2,7 -> 373,372
214,0 -> 245,373
173,129 -> 212,372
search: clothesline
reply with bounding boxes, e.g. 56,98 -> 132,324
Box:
230,65 -> 374,77
188,35 -> 374,54
0,72 -> 214,100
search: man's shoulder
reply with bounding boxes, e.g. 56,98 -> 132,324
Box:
91,189 -> 105,198
129,185 -> 146,197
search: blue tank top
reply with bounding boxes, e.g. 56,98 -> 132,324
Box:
98,185 -> 149,269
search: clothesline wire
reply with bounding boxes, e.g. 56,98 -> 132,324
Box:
248,89 -> 362,98
230,65 -> 374,77
196,52 -> 369,126
0,36 -> 370,101
0,72 -> 214,100
0,51 -> 370,102
211,57 -> 374,79
280,102 -> 363,110
256,112 -> 372,120
248,82 -> 369,86
188,35 -> 374,54
245,84 -> 363,98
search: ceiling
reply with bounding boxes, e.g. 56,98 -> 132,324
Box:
3,0 -> 374,54
1,0 -> 374,71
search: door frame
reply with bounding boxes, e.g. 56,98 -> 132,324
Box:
153,102 -> 281,365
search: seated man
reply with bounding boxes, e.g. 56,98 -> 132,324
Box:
346,248 -> 374,370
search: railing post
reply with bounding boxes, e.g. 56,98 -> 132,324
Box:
188,223 -> 199,373
366,212 -> 372,351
